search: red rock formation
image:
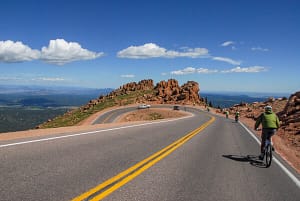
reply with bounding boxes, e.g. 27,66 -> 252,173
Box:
153,79 -> 201,104
110,79 -> 154,96
278,91 -> 300,135
81,79 -> 202,111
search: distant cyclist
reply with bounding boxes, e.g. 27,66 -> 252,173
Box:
255,105 -> 280,160
225,110 -> 229,118
235,111 -> 240,122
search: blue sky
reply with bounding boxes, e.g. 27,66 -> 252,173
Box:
0,0 -> 299,93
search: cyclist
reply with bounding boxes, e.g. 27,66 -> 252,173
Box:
225,110 -> 229,118
235,111 -> 240,122
255,105 -> 280,160
207,107 -> 210,112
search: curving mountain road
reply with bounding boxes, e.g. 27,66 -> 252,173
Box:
0,106 -> 299,201
92,105 -> 180,124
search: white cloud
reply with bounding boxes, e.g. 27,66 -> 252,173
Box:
221,66 -> 268,73
171,67 -> 218,75
251,47 -> 269,52
212,56 -> 241,65
0,76 -> 23,81
169,66 -> 267,75
197,68 -> 218,74
32,77 -> 65,81
171,67 -> 196,75
0,75 -> 66,82
0,39 -> 104,65
117,43 -> 209,59
120,74 -> 135,78
40,39 -> 104,65
0,40 -> 40,62
221,41 -> 234,47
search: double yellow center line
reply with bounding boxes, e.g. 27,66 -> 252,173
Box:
72,116 -> 215,201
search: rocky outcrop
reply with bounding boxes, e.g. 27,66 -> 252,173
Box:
80,79 -> 202,112
153,79 -> 201,104
109,79 -> 154,97
180,81 -> 201,103
278,91 -> 300,135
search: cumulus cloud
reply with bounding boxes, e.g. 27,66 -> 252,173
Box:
221,41 -> 234,47
221,66 -> 268,73
120,74 -> 135,78
0,39 -> 104,65
117,43 -> 209,59
251,47 -> 269,52
0,40 -> 40,62
171,67 -> 218,75
40,39 -> 104,65
212,56 -> 241,65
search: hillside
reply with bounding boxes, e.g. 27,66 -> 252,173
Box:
38,79 -> 202,128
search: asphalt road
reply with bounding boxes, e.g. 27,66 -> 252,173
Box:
0,107 -> 299,201
92,105 -> 177,124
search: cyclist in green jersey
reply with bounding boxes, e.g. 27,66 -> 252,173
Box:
235,111 -> 240,122
255,105 -> 280,160
225,110 -> 229,118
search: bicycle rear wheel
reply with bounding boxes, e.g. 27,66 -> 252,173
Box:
265,144 -> 272,167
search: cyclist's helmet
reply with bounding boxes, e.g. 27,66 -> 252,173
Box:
264,105 -> 272,111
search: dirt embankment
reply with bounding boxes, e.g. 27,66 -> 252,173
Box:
115,108 -> 188,122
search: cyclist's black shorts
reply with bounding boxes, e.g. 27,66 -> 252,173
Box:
262,128 -> 276,141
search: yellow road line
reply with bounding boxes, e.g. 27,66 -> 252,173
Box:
102,112 -> 116,123
72,116 -> 215,201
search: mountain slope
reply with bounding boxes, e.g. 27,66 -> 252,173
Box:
38,79 -> 202,128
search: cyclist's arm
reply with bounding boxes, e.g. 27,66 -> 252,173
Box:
255,114 -> 263,130
276,115 -> 280,129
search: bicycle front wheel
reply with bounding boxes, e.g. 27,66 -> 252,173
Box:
265,144 -> 272,167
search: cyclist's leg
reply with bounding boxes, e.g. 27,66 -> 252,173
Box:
259,129 -> 267,159
267,129 -> 276,150
261,129 -> 267,153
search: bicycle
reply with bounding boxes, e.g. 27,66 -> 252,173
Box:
262,138 -> 273,168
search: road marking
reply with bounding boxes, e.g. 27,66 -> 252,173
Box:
0,115 -> 193,148
239,122 -> 300,189
71,116 -> 215,201
101,112 -> 116,123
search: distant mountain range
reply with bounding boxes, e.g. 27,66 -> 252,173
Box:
201,92 -> 289,108
0,85 -> 114,133
0,85 -> 114,108
0,85 -> 114,95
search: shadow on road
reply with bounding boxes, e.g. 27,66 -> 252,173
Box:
222,154 -> 266,168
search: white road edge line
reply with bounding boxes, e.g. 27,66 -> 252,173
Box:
0,115 -> 193,148
239,121 -> 300,189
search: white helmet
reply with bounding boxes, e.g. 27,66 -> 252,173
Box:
264,105 -> 272,111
